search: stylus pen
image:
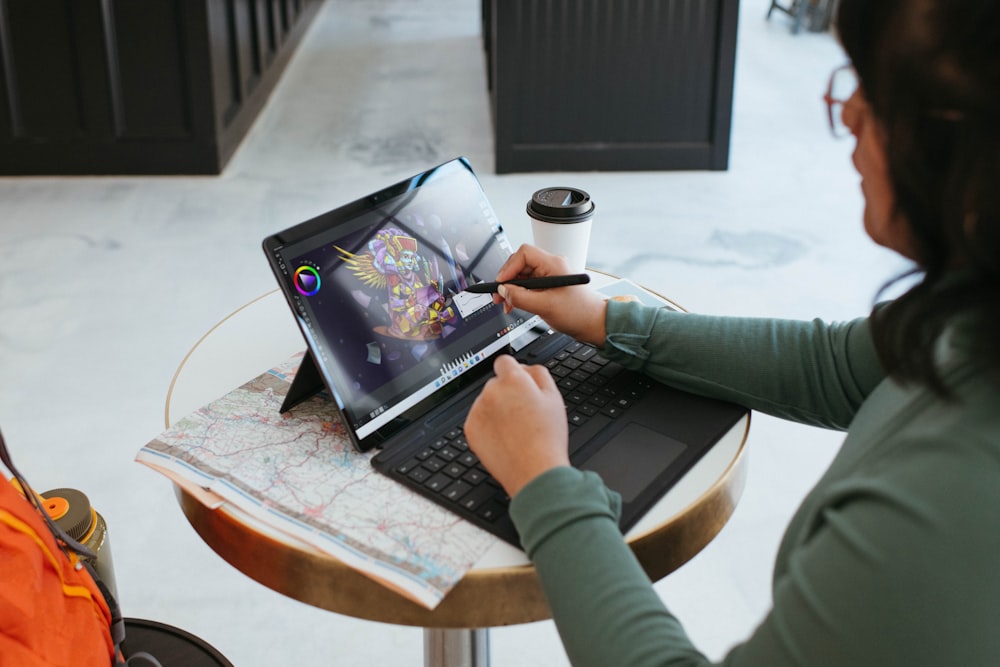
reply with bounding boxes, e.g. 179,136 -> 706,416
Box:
464,273 -> 590,293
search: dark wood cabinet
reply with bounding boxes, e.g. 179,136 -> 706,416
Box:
0,0 -> 322,175
483,0 -> 740,173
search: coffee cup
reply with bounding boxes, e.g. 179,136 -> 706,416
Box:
527,187 -> 595,273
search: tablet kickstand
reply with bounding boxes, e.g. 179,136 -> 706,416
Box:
280,349 -> 325,413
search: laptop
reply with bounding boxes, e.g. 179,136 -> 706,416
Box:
262,157 -> 747,547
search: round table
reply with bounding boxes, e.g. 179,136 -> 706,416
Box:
165,275 -> 749,666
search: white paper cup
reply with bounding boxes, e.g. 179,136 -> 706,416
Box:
527,187 -> 595,273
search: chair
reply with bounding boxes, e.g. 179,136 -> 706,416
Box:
123,619 -> 235,667
767,0 -> 836,34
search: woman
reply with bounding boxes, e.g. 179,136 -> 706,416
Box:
464,1 -> 1000,664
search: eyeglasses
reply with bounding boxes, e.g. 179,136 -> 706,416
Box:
823,64 -> 966,139
823,64 -> 858,138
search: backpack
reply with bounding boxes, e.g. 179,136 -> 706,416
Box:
1,430 -> 162,666
0,471 -> 115,666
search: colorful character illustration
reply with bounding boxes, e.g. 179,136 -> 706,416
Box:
335,227 -> 457,340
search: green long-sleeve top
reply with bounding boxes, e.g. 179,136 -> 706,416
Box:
510,299 -> 1000,666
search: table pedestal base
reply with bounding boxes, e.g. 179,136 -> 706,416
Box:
424,628 -> 490,667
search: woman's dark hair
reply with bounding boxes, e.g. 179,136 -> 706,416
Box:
836,0 -> 1000,393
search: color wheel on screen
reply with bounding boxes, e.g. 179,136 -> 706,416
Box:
294,266 -> 321,296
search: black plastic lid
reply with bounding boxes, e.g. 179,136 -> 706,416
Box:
527,187 -> 595,223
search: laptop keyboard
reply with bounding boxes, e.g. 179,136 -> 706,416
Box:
543,340 -> 653,443
385,339 -> 654,545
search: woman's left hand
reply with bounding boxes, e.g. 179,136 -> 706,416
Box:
465,354 -> 571,498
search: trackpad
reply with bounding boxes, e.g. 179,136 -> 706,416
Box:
580,422 -> 687,502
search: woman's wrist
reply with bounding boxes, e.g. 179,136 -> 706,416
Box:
574,292 -> 609,347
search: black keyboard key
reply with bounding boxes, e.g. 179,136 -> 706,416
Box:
587,374 -> 609,387
424,473 -> 451,492
462,468 -> 487,485
558,378 -> 579,391
602,404 -> 625,418
443,480 -> 474,502
458,484 -> 496,511
407,467 -> 432,483
422,457 -> 445,472
396,458 -> 421,475
443,462 -> 467,478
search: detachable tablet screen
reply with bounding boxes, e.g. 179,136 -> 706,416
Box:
264,158 -> 539,447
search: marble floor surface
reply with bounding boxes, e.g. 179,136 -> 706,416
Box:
0,1 -> 911,665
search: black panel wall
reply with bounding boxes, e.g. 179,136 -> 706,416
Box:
485,0 -> 740,173
0,0 -> 320,175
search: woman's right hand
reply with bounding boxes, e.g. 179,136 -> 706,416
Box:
493,244 -> 608,346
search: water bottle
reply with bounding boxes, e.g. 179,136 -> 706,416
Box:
41,487 -> 119,602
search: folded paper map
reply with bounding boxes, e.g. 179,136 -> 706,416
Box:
136,354 -> 499,609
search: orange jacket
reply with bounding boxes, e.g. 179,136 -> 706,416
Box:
1,477 -> 114,666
